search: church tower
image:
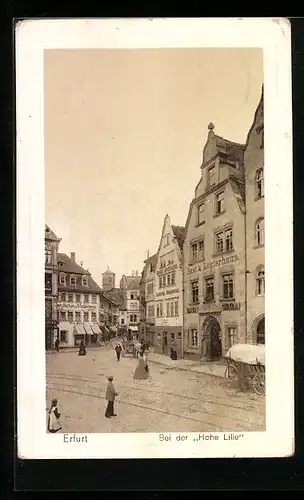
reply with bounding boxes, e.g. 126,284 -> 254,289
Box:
102,266 -> 116,291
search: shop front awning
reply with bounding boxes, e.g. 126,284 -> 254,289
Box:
91,323 -> 101,334
129,326 -> 139,331
84,323 -> 93,335
74,324 -> 86,335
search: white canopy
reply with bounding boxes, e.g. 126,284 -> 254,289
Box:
225,343 -> 265,365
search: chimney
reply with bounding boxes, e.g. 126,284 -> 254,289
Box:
71,252 -> 76,262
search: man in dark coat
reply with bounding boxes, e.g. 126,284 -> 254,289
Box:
105,376 -> 118,418
115,344 -> 122,361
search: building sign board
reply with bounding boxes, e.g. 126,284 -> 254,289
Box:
188,254 -> 239,274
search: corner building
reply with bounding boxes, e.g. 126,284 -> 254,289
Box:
154,215 -> 185,357
244,88 -> 265,344
183,123 -> 246,360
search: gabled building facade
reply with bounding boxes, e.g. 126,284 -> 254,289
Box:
183,123 -> 246,360
57,252 -> 102,347
139,253 -> 157,344
120,273 -> 141,338
153,215 -> 185,357
45,225 -> 61,350
244,88 -> 265,345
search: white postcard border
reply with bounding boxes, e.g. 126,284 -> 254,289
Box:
16,17 -> 294,459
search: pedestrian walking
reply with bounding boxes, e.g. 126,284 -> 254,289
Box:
105,376 -> 118,418
47,398 -> 62,433
115,343 -> 122,362
55,338 -> 60,352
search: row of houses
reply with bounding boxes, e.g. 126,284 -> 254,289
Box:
139,87 -> 264,361
45,228 -> 141,349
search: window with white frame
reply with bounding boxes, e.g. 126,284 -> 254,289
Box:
171,332 -> 175,341
83,312 -> 89,322
75,311 -> 81,322
171,272 -> 176,285
215,191 -> 225,214
91,294 -> 97,304
59,273 -> 66,285
170,301 -> 174,317
191,280 -> 199,304
60,310 -> 66,321
45,248 -> 52,265
216,228 -> 233,253
197,203 -> 205,224
148,305 -> 154,317
222,273 -> 234,299
91,311 -> 97,322
166,302 -> 170,317
208,166 -> 216,188
84,294 -> 89,303
167,274 -> 171,286
256,266 -> 265,296
60,292 -> 66,302
82,276 -> 88,286
256,168 -> 264,199
68,293 -> 73,302
191,239 -> 204,262
205,277 -> 214,302
60,330 -> 68,343
174,300 -> 179,316
189,328 -> 198,347
75,293 -> 81,303
68,311 -> 74,323
70,275 -> 76,286
226,326 -> 237,349
256,218 -> 264,247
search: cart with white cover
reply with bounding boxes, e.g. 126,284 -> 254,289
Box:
224,343 -> 265,395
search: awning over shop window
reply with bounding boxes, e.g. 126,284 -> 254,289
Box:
74,324 -> 85,335
84,323 -> 93,335
91,323 -> 101,334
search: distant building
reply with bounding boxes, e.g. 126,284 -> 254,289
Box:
45,225 -> 61,350
102,267 -> 116,291
57,252 -> 102,347
183,122 -> 246,361
120,272 -> 141,338
139,253 -> 157,343
153,215 -> 185,357
244,87 -> 265,345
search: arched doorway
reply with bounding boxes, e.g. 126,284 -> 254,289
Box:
256,316 -> 265,345
201,316 -> 222,360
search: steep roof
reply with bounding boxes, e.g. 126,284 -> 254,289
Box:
214,135 -> 245,163
58,253 -> 90,275
45,224 -> 60,242
102,288 -> 126,309
57,253 -> 102,293
172,225 -> 186,250
143,253 -> 157,267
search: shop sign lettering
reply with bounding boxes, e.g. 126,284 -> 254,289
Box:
188,254 -> 239,274
166,288 -> 179,295
157,263 -> 178,276
187,306 -> 198,313
222,302 -> 240,311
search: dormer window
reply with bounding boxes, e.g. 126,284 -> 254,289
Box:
82,276 -> 88,286
208,165 -> 216,188
59,273 -> 66,286
197,203 -> 205,225
70,275 -> 76,286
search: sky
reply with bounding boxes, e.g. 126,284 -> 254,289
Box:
44,48 -> 263,287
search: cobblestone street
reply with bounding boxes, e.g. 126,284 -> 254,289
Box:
46,346 -> 266,434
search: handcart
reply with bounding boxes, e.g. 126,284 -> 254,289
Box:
224,343 -> 265,395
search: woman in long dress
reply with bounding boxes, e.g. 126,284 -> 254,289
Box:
133,353 -> 149,380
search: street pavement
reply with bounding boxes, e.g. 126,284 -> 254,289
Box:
46,345 -> 265,434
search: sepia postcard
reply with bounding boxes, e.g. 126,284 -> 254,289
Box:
16,17 -> 294,459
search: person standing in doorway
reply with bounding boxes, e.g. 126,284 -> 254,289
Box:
115,343 -> 122,362
105,376 -> 118,418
